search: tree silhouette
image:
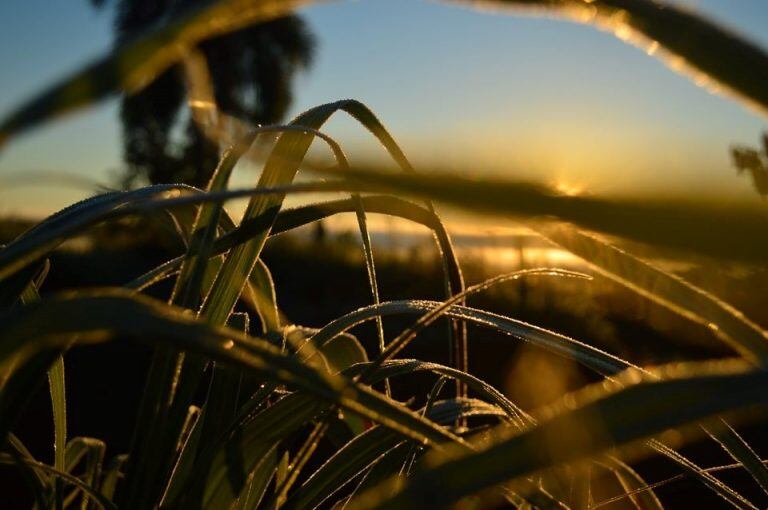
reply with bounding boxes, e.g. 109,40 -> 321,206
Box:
731,132 -> 768,197
95,1 -> 314,188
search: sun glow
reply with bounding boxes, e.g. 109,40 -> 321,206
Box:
553,180 -> 585,197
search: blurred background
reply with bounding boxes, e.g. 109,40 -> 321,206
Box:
1,0 -> 767,218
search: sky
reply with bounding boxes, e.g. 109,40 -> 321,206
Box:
0,0 -> 767,217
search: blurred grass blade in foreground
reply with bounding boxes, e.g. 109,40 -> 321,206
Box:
453,0 -> 768,116
332,166 -> 768,262
0,0 -> 324,148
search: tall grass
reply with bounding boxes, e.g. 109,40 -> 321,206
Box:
2,0 -> 768,509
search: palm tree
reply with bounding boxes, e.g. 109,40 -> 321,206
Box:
95,0 -> 314,188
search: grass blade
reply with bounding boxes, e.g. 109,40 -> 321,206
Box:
247,259 -> 281,334
343,359 -> 526,426
180,313 -> 249,507
536,224 -> 768,364
5,433 -> 51,508
63,437 -> 106,510
648,439 -> 756,510
310,299 -> 638,378
48,357 -> 66,508
191,393 -> 324,508
268,418 -> 331,509
99,455 -> 127,501
353,197 -> 389,396
282,398 -> 506,510
17,279 -> 68,508
358,269 -> 589,382
0,453 -> 116,510
0,184 -> 191,281
704,422 -> 768,496
602,456 -> 664,510
231,445 -> 279,510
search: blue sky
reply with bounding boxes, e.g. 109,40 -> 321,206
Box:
1,0 -> 767,216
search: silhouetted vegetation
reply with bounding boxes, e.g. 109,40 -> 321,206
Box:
732,132 -> 768,196
96,0 -> 314,188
